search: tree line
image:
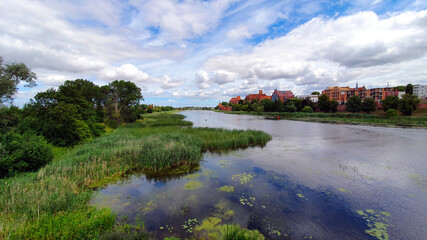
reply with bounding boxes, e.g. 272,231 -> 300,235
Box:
0,57 -> 173,178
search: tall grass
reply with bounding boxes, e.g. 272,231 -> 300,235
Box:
0,112 -> 271,239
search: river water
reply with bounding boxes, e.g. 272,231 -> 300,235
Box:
92,111 -> 427,239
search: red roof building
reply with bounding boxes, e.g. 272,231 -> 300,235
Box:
217,102 -> 232,111
245,90 -> 271,101
271,90 -> 294,102
229,96 -> 241,105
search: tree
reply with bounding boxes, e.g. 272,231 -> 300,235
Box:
261,99 -> 274,112
285,104 -> 297,112
301,106 -> 314,113
381,96 -> 399,112
273,100 -> 285,112
329,100 -> 338,113
398,94 -> 420,116
394,86 -> 406,91
318,94 -> 330,112
0,57 -> 37,104
311,91 -> 320,95
345,96 -> 362,113
221,102 -> 229,106
405,84 -> 413,95
361,98 -> 376,114
105,80 -> 143,127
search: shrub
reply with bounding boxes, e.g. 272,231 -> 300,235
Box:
301,106 -> 314,113
285,104 -> 297,112
0,132 -> 53,178
346,96 -> 362,113
385,109 -> 399,117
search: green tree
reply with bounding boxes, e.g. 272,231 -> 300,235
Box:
301,106 -> 314,113
318,94 -> 330,112
345,96 -> 362,113
381,95 -> 399,112
0,57 -> 37,104
311,91 -> 320,95
285,104 -> 297,112
221,102 -> 229,106
405,84 -> 413,95
261,99 -> 274,112
105,80 -> 143,127
394,86 -> 406,91
398,94 -> 420,116
0,106 -> 22,134
273,100 -> 285,112
329,100 -> 338,113
361,98 -> 376,114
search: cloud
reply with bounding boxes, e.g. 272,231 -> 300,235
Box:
100,64 -> 150,83
159,75 -> 184,89
129,0 -> 240,41
203,10 -> 427,88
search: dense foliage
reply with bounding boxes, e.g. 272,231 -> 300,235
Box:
361,98 -> 376,114
345,96 -> 362,113
399,94 -> 420,116
381,96 -> 399,112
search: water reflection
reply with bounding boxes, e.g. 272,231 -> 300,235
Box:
92,111 -> 427,239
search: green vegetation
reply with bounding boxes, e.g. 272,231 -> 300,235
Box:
195,217 -> 264,240
224,111 -> 427,128
357,209 -> 391,240
346,96 -> 362,113
0,112 -> 271,239
219,185 -> 235,192
185,180 -> 204,190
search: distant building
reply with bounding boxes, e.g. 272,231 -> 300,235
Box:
322,86 -> 350,104
245,90 -> 271,101
229,96 -> 241,105
366,87 -> 398,102
271,90 -> 294,102
297,95 -> 318,103
414,84 -> 427,98
322,86 -> 398,103
217,102 -> 232,111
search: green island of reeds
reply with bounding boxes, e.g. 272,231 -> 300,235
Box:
0,112 -> 271,239
222,111 -> 427,128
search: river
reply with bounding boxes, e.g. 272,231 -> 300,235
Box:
92,111 -> 427,239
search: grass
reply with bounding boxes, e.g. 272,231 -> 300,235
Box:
223,111 -> 427,128
0,112 -> 271,239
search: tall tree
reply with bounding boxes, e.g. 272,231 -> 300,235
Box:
381,96 -> 399,112
311,91 -> 320,95
318,94 -> 330,112
345,96 -> 362,113
0,57 -> 37,104
405,84 -> 414,95
361,98 -> 376,114
398,94 -> 420,116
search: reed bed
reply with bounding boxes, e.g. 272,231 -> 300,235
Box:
0,112 -> 271,239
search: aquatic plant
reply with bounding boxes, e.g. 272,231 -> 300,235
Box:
219,185 -> 235,193
337,188 -> 352,194
232,172 -> 255,184
357,209 -> 391,240
184,180 -> 203,190
217,160 -> 231,168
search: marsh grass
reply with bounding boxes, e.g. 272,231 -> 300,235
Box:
0,112 -> 271,239
225,111 -> 427,127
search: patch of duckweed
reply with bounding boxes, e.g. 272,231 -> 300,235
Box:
202,169 -> 215,177
232,172 -> 255,184
184,173 -> 200,179
217,160 -> 231,168
159,224 -> 174,233
214,201 -> 235,220
218,185 -> 234,193
239,194 -> 255,207
333,170 -> 352,179
182,218 -> 198,233
297,193 -> 308,200
338,188 -> 352,194
138,201 -> 157,215
357,209 -> 391,240
195,217 -> 223,239
184,180 -> 203,190
409,174 -> 427,191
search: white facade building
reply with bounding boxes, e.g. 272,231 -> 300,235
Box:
297,95 -> 319,103
413,84 -> 426,98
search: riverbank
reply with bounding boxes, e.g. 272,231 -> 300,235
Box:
220,111 -> 427,128
0,112 -> 271,239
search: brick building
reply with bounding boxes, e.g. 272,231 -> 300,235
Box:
322,86 -> 398,103
366,87 -> 398,102
229,96 -> 241,105
217,102 -> 232,111
271,90 -> 294,102
245,90 -> 271,101
322,86 -> 350,103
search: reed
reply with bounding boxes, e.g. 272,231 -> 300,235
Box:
0,112 -> 271,239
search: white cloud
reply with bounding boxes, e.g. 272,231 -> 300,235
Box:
100,64 -> 150,83
203,10 -> 427,90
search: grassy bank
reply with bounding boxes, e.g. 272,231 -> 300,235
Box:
0,112 -> 271,239
222,111 -> 427,128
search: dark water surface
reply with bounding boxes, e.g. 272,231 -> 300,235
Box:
92,111 -> 427,239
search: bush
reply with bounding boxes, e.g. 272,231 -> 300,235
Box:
285,104 -> 297,112
0,132 -> 53,178
346,96 -> 362,113
301,106 -> 314,113
385,109 -> 399,117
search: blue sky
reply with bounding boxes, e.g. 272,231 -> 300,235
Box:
1,0 -> 427,107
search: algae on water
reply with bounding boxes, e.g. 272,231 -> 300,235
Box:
184,180 -> 203,190
218,185 -> 234,193
232,172 -> 255,184
357,209 -> 391,240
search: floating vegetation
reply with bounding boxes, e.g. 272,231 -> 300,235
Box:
217,160 -> 231,168
182,218 -> 198,233
337,188 -> 352,194
409,174 -> 427,192
297,193 -> 308,200
138,201 -> 157,215
218,185 -> 234,193
184,173 -> 200,179
159,224 -> 174,233
232,172 -> 255,184
333,170 -> 352,179
184,180 -> 203,190
214,201 -> 235,220
239,194 -> 255,207
357,209 -> 391,240
202,169 -> 215,177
